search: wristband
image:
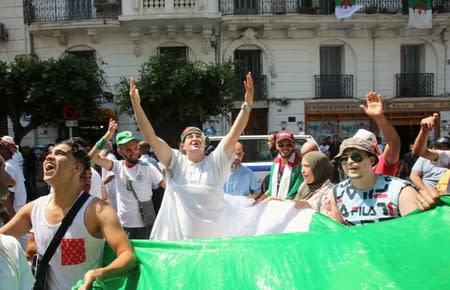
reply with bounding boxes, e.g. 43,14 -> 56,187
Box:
95,137 -> 106,150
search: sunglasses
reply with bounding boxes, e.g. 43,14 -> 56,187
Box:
339,153 -> 364,165
277,142 -> 294,148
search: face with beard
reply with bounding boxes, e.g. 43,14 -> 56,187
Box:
118,140 -> 140,165
276,139 -> 296,159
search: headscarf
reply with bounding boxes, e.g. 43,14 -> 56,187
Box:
295,151 -> 332,200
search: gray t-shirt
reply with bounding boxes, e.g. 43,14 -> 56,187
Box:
411,156 -> 448,188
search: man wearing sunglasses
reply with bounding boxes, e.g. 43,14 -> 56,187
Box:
257,130 -> 303,202
329,137 -> 419,226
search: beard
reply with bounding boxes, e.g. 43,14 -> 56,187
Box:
126,157 -> 139,165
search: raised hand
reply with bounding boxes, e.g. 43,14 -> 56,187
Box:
129,77 -> 140,104
244,72 -> 254,105
360,91 -> 383,120
420,113 -> 439,132
105,118 -> 118,140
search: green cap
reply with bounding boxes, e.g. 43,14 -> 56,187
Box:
116,131 -> 140,146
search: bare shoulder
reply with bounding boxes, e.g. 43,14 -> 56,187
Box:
86,197 -> 114,217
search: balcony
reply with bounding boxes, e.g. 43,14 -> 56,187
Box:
396,73 -> 434,98
220,0 -> 449,16
235,75 -> 267,100
23,0 -> 121,24
314,74 -> 353,99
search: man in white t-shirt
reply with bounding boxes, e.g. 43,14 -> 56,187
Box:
128,73 -> 253,240
89,128 -> 165,239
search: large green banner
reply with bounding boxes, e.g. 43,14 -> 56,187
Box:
76,196 -> 450,289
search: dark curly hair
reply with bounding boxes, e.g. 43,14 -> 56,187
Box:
57,138 -> 90,172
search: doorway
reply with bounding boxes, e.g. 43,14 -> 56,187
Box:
232,108 -> 268,135
394,125 -> 420,156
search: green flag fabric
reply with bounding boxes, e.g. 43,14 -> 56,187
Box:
335,0 -> 362,19
74,196 -> 450,289
408,0 -> 432,29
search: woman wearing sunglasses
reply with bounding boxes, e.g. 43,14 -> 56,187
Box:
328,137 -> 419,226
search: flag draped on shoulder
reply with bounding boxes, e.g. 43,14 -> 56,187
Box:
73,196 -> 450,290
408,0 -> 432,29
335,0 -> 362,19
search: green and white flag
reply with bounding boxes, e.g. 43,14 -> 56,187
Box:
74,197 -> 450,289
335,0 -> 362,19
408,0 -> 432,29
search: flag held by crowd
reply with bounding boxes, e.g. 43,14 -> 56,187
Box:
335,0 -> 362,19
408,0 -> 432,29
74,196 -> 450,289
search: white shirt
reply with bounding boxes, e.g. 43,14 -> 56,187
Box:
5,159 -> 27,212
111,160 -> 163,227
89,168 -> 103,199
0,234 -> 34,290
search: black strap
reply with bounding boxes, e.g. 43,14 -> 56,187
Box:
40,192 -> 90,265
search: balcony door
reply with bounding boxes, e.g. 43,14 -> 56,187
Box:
235,49 -> 265,100
399,45 -> 430,97
320,46 -> 343,98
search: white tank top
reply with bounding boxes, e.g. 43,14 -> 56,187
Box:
31,193 -> 105,289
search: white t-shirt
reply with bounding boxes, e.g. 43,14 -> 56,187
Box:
111,160 -> 163,227
102,152 -> 117,210
89,168 -> 103,199
150,141 -> 233,240
0,234 -> 35,290
5,159 -> 27,212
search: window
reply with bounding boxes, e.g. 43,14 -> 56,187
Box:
67,50 -> 96,61
234,0 -> 258,14
159,46 -> 188,59
397,44 -> 432,97
234,49 -> 266,99
401,44 -> 424,74
317,46 -> 351,99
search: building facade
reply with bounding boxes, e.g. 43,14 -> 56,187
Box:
0,0 -> 449,154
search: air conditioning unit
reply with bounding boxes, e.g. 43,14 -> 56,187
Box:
0,23 -> 8,41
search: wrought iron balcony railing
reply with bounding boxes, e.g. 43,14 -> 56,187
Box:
234,75 -> 267,100
220,0 -> 449,16
314,74 -> 353,99
23,0 -> 121,24
396,73 -> 434,98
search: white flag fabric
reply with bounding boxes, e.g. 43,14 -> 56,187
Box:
408,0 -> 432,29
150,183 -> 315,240
335,0 -> 362,19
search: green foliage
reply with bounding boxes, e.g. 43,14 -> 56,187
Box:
116,54 -> 241,132
0,55 -> 106,143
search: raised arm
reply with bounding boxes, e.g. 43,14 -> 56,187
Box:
360,92 -> 400,165
88,119 -> 117,170
222,72 -> 254,159
129,77 -> 172,167
412,113 -> 439,161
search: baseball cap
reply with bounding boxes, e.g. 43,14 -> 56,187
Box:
334,137 -> 379,164
1,136 -> 17,147
0,139 -> 17,155
180,127 -> 204,144
116,131 -> 140,146
353,129 -> 381,155
276,130 -> 295,143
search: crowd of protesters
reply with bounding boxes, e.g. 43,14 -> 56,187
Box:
0,73 -> 446,289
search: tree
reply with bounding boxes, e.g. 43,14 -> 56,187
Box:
116,54 -> 242,143
0,55 -> 106,144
